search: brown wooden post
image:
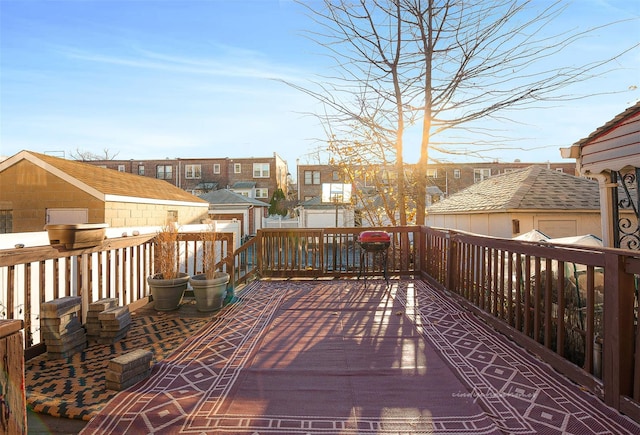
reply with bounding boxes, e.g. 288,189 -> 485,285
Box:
445,232 -> 457,292
256,230 -> 264,277
0,320 -> 27,435
603,251 -> 635,409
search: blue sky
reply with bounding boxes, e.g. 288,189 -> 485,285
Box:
1,0 -> 639,170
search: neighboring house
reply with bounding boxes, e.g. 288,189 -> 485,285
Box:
295,196 -> 355,228
426,166 -> 602,239
88,152 -> 290,200
296,161 -> 576,203
198,189 -> 269,238
0,150 -> 209,233
561,101 -> 640,250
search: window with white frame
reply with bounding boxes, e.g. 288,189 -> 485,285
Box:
453,169 -> 461,179
138,165 -> 145,176
255,188 -> 269,199
426,168 -> 437,178
185,164 -> 202,179
474,168 -> 491,182
117,165 -> 125,172
234,163 -> 242,174
213,163 -> 220,174
253,163 -> 270,178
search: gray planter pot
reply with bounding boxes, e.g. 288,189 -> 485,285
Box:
189,272 -> 230,312
147,272 -> 189,311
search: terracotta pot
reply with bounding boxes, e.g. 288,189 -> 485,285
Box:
189,272 -> 230,312
147,273 -> 189,311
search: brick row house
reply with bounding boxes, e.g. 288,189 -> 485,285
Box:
89,153 -> 290,202
297,161 -> 577,203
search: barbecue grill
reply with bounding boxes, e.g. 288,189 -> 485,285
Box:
357,231 -> 391,285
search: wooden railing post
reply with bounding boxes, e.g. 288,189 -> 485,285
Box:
603,250 -> 635,409
445,232 -> 457,292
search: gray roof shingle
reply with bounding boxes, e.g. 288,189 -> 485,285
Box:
199,189 -> 268,206
428,166 -> 599,214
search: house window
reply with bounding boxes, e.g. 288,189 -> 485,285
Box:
213,164 -> 221,174
453,169 -> 461,179
304,170 -> 320,185
138,165 -> 145,176
234,163 -> 242,174
117,165 -> 125,172
185,164 -> 202,179
255,188 -> 269,199
156,165 -> 173,180
166,210 -> 178,224
426,169 -> 438,178
556,168 -> 564,173
474,168 -> 491,182
512,219 -> 520,234
332,170 -> 340,181
253,163 -> 270,178
0,210 -> 13,234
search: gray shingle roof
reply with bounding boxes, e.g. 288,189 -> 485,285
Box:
231,181 -> 256,189
427,166 -> 599,214
199,189 -> 268,206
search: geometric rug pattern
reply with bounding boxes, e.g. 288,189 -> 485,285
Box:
392,281 -> 639,434
25,302 -> 211,421
78,279 -> 640,434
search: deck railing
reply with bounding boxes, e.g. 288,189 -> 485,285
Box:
251,227 -> 418,278
1,225 -> 638,421
0,231 -> 233,358
421,226 -> 639,422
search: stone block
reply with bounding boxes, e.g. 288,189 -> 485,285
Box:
88,298 -> 119,312
105,370 -> 150,391
98,306 -> 129,321
47,341 -> 86,360
40,317 -> 82,341
44,328 -> 87,353
40,313 -> 77,332
108,349 -> 153,373
41,296 -> 81,318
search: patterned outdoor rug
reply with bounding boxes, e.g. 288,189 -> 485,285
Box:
79,279 -> 640,434
25,299 -> 213,421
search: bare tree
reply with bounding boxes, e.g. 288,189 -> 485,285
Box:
69,148 -> 120,161
292,0 -> 638,225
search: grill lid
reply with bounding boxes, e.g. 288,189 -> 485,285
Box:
358,231 -> 391,243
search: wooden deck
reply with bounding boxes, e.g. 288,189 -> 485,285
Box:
72,278 -> 639,434
6,226 -> 640,429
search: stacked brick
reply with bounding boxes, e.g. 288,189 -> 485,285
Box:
85,298 -> 118,344
41,296 -> 86,360
106,349 -> 153,391
98,306 -> 131,344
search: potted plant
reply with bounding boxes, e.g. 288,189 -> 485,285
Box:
147,223 -> 189,311
189,227 -> 230,312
